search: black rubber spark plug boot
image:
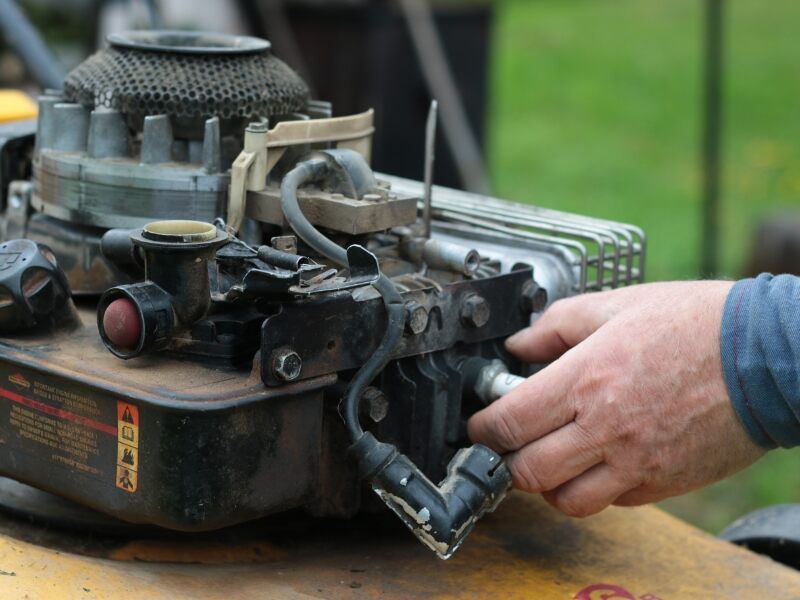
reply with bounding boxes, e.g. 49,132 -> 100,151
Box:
350,432 -> 513,559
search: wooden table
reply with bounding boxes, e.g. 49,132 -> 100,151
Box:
0,491 -> 797,599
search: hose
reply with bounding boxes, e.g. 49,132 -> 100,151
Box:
280,158 -> 405,442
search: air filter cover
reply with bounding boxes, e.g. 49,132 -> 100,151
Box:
63,31 -> 310,122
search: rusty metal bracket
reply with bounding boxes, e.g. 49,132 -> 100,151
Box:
261,265 -> 534,387
288,245 -> 380,296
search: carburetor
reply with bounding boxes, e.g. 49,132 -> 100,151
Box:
0,31 -> 645,558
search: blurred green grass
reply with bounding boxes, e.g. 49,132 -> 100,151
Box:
487,0 -> 800,533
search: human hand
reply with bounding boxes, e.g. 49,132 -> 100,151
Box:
467,281 -> 765,517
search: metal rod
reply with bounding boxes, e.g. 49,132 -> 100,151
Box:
423,100 -> 438,238
701,0 -> 725,277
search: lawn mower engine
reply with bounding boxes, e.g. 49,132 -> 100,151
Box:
0,31 -> 645,559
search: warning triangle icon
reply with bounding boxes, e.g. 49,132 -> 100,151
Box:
122,406 -> 134,423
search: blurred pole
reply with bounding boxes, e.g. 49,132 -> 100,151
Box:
701,0 -> 725,277
399,0 -> 489,195
143,0 -> 164,30
244,0 -> 316,95
0,0 -> 64,89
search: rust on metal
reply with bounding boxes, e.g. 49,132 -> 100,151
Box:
0,308 -> 335,406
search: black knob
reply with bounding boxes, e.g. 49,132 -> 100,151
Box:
0,239 -> 75,332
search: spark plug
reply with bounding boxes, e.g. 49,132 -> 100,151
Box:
462,357 -> 526,405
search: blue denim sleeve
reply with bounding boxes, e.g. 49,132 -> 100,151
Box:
721,273 -> 800,449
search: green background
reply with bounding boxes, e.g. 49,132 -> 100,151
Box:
488,0 -> 800,532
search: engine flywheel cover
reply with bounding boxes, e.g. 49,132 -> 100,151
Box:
63,30 -> 310,122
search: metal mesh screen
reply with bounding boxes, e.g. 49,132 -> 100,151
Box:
63,45 -> 310,120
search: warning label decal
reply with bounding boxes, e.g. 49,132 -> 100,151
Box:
117,443 -> 138,470
0,384 -> 117,436
116,402 -> 139,493
0,367 -> 141,493
0,376 -> 117,481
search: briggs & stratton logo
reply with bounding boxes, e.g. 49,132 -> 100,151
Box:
8,373 -> 30,389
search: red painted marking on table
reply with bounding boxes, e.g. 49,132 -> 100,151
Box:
574,584 -> 664,600
574,584 -> 636,600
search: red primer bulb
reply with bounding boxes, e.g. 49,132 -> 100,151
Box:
102,298 -> 141,350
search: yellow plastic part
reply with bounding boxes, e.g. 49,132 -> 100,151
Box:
227,109 -> 374,233
0,90 -> 37,123
0,492 -> 798,599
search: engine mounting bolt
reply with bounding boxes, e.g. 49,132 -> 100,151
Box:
272,347 -> 302,382
520,280 -> 548,313
361,387 -> 389,423
405,301 -> 429,335
461,295 -> 490,328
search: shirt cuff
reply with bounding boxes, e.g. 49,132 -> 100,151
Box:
720,274 -> 800,449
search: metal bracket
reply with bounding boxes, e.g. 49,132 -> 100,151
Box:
261,266 -> 534,387
227,109 -> 376,233
289,245 -> 380,296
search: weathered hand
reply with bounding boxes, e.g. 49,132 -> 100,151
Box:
467,281 -> 765,517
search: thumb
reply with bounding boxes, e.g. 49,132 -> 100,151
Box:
506,292 -> 617,362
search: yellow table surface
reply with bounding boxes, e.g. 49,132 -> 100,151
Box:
0,491 -> 798,599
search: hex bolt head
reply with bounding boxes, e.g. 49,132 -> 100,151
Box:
361,387 -> 389,423
272,347 -> 302,382
405,301 -> 429,335
521,281 -> 548,313
460,295 -> 490,328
